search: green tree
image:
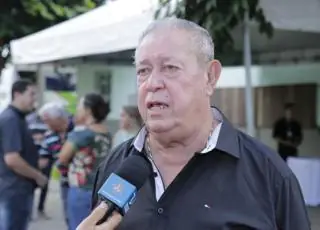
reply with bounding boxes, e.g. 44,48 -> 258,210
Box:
0,0 -> 101,70
156,0 -> 273,61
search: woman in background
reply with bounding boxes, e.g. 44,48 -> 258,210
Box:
113,106 -> 142,148
58,93 -> 112,230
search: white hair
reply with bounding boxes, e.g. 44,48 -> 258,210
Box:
135,17 -> 215,63
38,102 -> 69,119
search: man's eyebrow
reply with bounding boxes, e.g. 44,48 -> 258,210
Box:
133,56 -> 183,66
162,57 -> 183,65
134,59 -> 150,66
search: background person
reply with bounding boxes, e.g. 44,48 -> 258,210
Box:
27,108 -> 48,219
113,106 -> 142,148
58,93 -> 112,230
273,102 -> 303,161
38,102 -> 74,229
0,79 -> 47,230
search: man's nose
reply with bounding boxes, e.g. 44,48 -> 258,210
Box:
146,71 -> 165,92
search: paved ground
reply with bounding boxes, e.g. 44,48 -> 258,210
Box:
29,180 -> 320,230
30,181 -> 67,230
309,207 -> 320,230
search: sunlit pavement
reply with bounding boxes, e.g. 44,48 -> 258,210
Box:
29,180 -> 320,230
30,180 -> 67,230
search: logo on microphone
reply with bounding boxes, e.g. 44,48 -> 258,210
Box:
113,183 -> 123,193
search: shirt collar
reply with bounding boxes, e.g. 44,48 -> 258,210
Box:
9,105 -> 27,118
132,107 -> 240,158
215,109 -> 240,158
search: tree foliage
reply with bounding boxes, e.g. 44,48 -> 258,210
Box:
0,0 -> 102,70
156,0 -> 273,57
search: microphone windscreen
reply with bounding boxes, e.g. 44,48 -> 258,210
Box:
115,154 -> 152,190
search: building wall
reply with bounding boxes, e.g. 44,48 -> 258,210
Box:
218,63 -> 320,88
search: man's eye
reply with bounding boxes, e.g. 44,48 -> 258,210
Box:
164,65 -> 179,72
137,68 -> 150,76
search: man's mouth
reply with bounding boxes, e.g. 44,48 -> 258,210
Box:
147,102 -> 169,110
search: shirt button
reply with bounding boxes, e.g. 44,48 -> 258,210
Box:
157,208 -> 164,214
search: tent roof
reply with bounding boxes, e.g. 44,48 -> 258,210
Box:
10,0 -> 320,65
10,0 -> 155,64
260,0 -> 320,33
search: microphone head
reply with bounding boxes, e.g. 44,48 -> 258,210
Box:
97,154 -> 151,218
115,154 -> 152,190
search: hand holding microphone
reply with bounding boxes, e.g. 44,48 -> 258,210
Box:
77,154 -> 151,229
76,202 -> 122,230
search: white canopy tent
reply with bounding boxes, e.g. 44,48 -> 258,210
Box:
260,0 -> 320,33
10,0 -> 155,65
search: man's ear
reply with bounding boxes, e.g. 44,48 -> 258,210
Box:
206,60 -> 222,96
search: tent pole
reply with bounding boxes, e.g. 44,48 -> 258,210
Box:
36,64 -> 45,107
244,11 -> 256,137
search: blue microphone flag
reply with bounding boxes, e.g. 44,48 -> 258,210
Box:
98,173 -> 137,213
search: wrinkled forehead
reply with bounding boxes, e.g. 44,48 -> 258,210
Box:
135,28 -> 198,64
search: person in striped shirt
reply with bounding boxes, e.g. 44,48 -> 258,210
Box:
38,103 -> 74,228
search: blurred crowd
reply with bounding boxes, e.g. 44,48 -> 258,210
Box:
0,79 -> 142,230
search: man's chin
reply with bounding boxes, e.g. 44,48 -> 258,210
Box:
24,108 -> 34,114
146,121 -> 173,133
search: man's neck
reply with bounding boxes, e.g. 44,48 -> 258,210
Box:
58,122 -> 69,134
285,117 -> 292,122
11,102 -> 24,112
149,109 -> 215,165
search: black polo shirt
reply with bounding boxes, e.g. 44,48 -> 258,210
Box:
92,112 -> 310,230
0,105 -> 38,197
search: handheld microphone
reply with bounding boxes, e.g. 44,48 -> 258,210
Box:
96,155 -> 151,225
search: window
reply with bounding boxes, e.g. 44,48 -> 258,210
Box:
95,71 -> 112,101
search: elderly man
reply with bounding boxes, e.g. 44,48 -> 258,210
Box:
80,18 -> 310,230
38,102 -> 74,226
